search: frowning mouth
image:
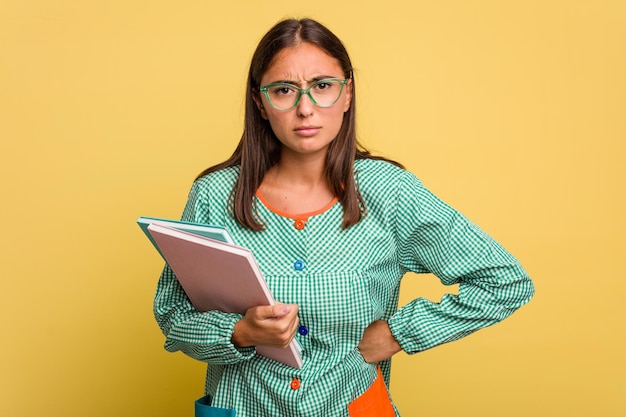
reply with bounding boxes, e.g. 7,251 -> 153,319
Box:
294,126 -> 321,136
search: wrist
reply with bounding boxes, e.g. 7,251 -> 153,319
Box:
231,319 -> 252,347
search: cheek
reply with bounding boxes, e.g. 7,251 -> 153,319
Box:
330,108 -> 347,128
265,112 -> 290,137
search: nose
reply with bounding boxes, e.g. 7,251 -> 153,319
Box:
296,92 -> 314,117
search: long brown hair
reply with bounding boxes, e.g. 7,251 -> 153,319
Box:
197,18 -> 402,230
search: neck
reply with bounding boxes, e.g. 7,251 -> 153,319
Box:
259,149 -> 335,215
270,149 -> 327,187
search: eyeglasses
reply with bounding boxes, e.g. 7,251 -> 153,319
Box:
259,78 -> 349,111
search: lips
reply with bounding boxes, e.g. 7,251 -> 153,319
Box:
294,126 -> 321,137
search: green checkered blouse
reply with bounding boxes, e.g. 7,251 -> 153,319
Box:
154,159 -> 534,416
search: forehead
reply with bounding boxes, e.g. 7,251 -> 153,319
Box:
261,42 -> 344,84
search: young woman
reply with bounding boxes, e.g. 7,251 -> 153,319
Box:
154,18 -> 534,417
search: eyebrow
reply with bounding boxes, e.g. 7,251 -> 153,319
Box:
270,75 -> 340,86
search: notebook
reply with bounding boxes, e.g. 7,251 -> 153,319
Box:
137,216 -> 234,259
141,220 -> 303,369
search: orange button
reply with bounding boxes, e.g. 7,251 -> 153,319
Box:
290,378 -> 301,390
294,219 -> 306,230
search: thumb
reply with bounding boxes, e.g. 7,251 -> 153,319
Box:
270,303 -> 292,317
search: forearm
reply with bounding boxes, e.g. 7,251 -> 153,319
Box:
154,266 -> 255,364
389,263 -> 534,353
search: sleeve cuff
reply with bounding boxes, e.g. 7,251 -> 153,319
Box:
388,308 -> 420,354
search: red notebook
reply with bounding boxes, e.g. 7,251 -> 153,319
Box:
146,222 -> 303,369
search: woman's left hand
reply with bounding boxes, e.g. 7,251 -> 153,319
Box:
357,320 -> 403,363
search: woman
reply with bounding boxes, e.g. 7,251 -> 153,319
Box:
154,18 -> 534,417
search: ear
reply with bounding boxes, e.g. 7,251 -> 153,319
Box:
252,91 -> 269,120
343,78 -> 353,113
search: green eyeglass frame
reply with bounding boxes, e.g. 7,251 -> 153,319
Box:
259,78 -> 349,110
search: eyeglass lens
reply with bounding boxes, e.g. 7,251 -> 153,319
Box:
266,80 -> 343,109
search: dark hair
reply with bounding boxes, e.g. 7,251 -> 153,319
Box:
197,18 -> 403,230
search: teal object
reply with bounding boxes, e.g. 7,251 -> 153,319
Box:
137,216 -> 235,260
195,395 -> 236,417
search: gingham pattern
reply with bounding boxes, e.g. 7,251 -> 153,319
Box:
154,159 -> 534,417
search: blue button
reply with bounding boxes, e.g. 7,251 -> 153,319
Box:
294,260 -> 305,271
298,325 -> 309,336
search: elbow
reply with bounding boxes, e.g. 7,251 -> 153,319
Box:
476,266 -> 535,321
510,262 -> 535,306
518,272 -> 535,307
496,269 -> 535,318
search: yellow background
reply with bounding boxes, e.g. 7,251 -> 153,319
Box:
1,0 -> 624,416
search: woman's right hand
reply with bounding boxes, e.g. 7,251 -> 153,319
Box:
231,303 -> 299,348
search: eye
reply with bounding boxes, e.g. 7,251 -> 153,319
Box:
270,85 -> 298,96
312,80 -> 341,95
313,81 -> 333,91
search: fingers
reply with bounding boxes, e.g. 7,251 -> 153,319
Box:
357,320 -> 402,363
272,315 -> 300,347
259,303 -> 298,319
233,304 -> 300,348
266,304 -> 299,347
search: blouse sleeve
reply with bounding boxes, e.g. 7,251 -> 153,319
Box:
153,180 -> 255,364
387,171 -> 534,353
